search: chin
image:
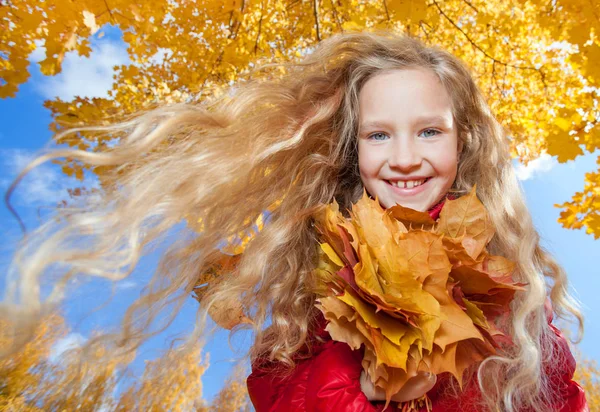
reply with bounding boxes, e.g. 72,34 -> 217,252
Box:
383,198 -> 420,211
402,202 -> 427,212
394,195 -> 444,212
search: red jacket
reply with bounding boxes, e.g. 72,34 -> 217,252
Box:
246,198 -> 588,412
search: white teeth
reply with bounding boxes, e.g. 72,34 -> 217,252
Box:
389,179 -> 426,189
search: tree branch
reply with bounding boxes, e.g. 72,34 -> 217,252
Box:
103,0 -> 115,23
586,0 -> 600,26
382,0 -> 391,22
313,0 -> 322,41
227,0 -> 245,40
419,21 -> 431,41
2,0 -> 23,20
432,0 -> 547,87
461,0 -> 479,14
254,0 -> 264,54
329,0 -> 344,32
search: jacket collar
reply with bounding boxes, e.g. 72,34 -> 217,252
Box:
426,192 -> 456,221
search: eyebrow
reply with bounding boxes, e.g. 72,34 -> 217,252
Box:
359,115 -> 452,132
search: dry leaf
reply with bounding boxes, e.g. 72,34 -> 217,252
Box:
436,184 -> 495,259
312,187 -> 523,408
207,297 -> 253,330
190,252 -> 252,330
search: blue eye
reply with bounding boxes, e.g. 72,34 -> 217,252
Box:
367,132 -> 389,141
367,129 -> 440,140
420,129 -> 440,138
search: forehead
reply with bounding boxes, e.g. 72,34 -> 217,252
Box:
358,68 -> 454,126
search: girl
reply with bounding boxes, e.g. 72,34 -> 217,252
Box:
2,32 -> 588,411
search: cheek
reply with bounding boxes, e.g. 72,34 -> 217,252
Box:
435,155 -> 459,181
358,156 -> 368,177
357,145 -> 376,177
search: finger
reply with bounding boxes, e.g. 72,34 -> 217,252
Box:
390,372 -> 437,403
359,370 -> 376,399
361,371 -> 437,403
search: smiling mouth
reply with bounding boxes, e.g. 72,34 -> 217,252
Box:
385,177 -> 432,189
385,177 -> 432,194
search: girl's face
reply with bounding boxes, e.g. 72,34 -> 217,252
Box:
357,68 -> 462,212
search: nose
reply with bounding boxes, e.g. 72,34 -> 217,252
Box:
387,137 -> 422,171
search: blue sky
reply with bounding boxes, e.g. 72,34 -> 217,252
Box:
1,27 -> 599,403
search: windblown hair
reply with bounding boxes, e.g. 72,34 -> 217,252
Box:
2,31 -> 584,411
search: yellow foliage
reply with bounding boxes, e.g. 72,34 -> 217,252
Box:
115,346 -> 207,411
199,363 -> 251,412
0,314 -> 65,411
555,162 -> 600,240
35,343 -> 134,412
2,1 -> 600,232
574,354 -> 600,410
0,314 -> 250,411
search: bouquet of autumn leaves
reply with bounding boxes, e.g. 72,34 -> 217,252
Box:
312,187 -> 525,410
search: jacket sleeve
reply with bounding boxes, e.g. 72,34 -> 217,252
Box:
543,299 -> 589,412
246,340 -> 382,412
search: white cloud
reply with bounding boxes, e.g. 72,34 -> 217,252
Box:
49,332 -> 87,362
0,148 -> 90,207
513,153 -> 558,181
29,39 -> 46,64
33,40 -> 130,101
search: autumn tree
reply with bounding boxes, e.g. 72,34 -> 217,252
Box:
114,344 -> 207,411
0,314 -> 65,411
1,0 -> 599,237
0,313 -> 250,411
0,314 -> 129,411
574,354 -> 600,410
199,363 -> 251,412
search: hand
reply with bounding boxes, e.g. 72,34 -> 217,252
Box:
360,370 -> 437,403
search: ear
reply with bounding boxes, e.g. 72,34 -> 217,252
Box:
457,139 -> 464,159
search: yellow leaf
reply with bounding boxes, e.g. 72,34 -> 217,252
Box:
555,117 -> 571,132
450,265 -> 524,295
336,288 -> 421,370
546,129 -> 584,163
317,297 -> 365,350
462,298 -> 489,328
342,20 -> 363,31
350,190 -> 396,249
436,185 -> 494,259
387,203 -> 435,229
387,0 -> 428,22
39,57 -> 61,76
320,242 -> 344,267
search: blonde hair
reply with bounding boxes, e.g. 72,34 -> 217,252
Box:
2,31 -> 584,411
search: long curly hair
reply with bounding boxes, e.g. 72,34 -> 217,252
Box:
2,31 -> 584,411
